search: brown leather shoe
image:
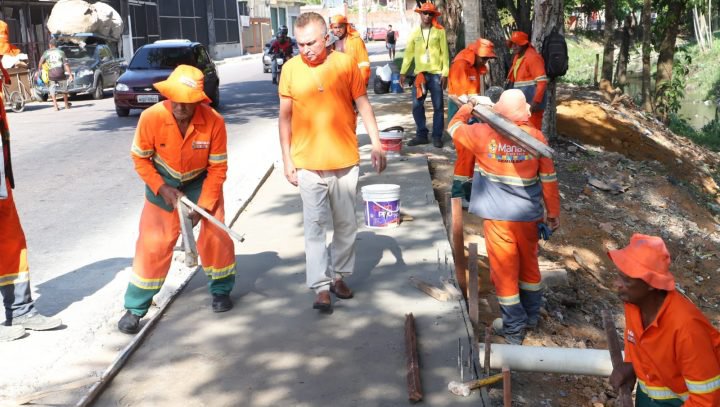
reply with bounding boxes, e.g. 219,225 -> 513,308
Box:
313,291 -> 332,311
330,279 -> 354,299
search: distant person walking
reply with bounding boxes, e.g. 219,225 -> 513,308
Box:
385,24 -> 397,60
279,12 -> 386,312
118,65 -> 237,334
1,21 -> 62,342
330,15 -> 371,86
399,2 -> 449,148
38,39 -> 73,111
506,31 -> 547,130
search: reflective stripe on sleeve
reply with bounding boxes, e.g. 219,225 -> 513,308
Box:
686,374 -> 720,394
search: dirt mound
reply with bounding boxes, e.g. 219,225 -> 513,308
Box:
556,87 -> 720,203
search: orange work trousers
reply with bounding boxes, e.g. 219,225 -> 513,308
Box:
0,180 -> 35,319
483,219 -> 542,306
529,110 -> 544,131
124,195 -> 236,316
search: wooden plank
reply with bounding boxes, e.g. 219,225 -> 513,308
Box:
408,276 -> 453,302
448,95 -> 555,158
13,378 -> 97,405
405,313 -> 423,403
503,367 -> 512,407
602,310 -> 634,407
468,243 -> 479,330
440,278 -> 463,301
451,197 -> 468,298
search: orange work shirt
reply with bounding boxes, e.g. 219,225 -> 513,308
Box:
448,104 -> 560,221
624,290 -> 720,405
278,51 -> 366,171
507,46 -> 547,105
448,47 -> 485,97
131,100 -> 228,212
339,31 -> 371,86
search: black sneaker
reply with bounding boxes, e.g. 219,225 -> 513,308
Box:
433,138 -> 444,148
212,294 -> 233,313
407,137 -> 430,146
118,311 -> 141,334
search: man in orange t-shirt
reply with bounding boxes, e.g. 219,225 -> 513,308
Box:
609,234 -> 720,406
279,12 -> 386,312
118,65 -> 236,334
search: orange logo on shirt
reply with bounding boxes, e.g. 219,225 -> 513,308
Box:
489,139 -> 498,153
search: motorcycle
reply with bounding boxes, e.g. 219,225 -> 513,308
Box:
272,52 -> 290,84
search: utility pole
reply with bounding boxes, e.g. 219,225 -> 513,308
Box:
463,0 -> 482,44
358,0 -> 366,32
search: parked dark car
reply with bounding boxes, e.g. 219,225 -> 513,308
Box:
114,40 -> 219,117
35,38 -> 124,100
262,36 -> 298,73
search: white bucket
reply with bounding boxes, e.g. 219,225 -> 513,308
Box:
361,184 -> 401,228
379,129 -> 403,159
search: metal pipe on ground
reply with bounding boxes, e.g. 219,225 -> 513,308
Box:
478,344 -> 615,376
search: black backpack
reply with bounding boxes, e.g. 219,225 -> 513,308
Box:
541,30 -> 568,79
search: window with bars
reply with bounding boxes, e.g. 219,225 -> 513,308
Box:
213,0 -> 240,44
158,0 -> 209,45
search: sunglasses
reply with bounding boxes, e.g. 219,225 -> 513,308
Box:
421,11 -> 434,16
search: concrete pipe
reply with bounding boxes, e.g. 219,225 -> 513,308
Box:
478,344 -> 615,377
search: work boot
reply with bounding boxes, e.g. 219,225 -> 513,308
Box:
492,317 -> 525,345
211,294 -> 233,313
272,77 -> 277,85
433,138 -> 444,148
0,325 -> 26,342
118,311 -> 141,334
11,312 -> 62,331
330,279 -> 354,299
407,137 -> 429,147
313,290 -> 332,312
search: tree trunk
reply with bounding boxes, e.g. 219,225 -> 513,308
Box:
483,0 -> 512,87
437,0 -> 464,56
601,0 -> 616,82
654,0 -> 685,116
532,0 -> 564,140
641,0 -> 653,112
506,0 -> 533,34
693,7 -> 706,53
708,0 -> 713,46
464,0 -> 482,48
614,15 -> 632,90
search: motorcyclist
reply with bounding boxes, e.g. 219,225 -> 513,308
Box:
269,26 -> 293,84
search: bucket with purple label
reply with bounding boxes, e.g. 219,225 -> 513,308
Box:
361,184 -> 401,228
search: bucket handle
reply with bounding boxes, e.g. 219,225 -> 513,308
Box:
369,201 -> 400,214
381,126 -> 404,133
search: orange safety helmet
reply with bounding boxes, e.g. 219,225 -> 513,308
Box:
493,89 -> 530,123
507,31 -> 529,47
153,65 -> 211,104
475,38 -> 496,58
414,2 -> 441,16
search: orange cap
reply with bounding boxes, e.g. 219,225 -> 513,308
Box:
153,65 -> 211,104
0,21 -> 21,56
475,38 -> 496,58
414,2 -> 441,16
608,234 -> 675,291
330,15 -> 348,27
507,31 -> 529,47
493,89 -> 530,123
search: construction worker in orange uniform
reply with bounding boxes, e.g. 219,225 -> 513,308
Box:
330,15 -> 371,87
118,65 -> 236,334
1,20 -> 62,342
447,38 -> 496,203
506,31 -> 547,131
609,234 -> 720,406
448,89 -> 560,345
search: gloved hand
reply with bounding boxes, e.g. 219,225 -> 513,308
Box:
538,222 -> 553,241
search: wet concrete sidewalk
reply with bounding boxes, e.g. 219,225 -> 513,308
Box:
94,142 -> 480,405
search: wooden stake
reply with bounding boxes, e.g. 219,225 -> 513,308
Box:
484,327 -> 492,377
594,53 -> 600,86
602,310 -> 634,407
503,367 -> 511,407
405,313 -> 423,403
451,197 -> 468,298
468,243 -> 479,330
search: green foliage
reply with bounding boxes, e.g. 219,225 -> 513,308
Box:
498,8 -> 515,29
655,52 -> 691,121
683,32 -> 720,101
668,113 -> 720,151
560,34 -> 604,85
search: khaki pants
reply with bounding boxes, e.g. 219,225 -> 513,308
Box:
297,166 -> 359,292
